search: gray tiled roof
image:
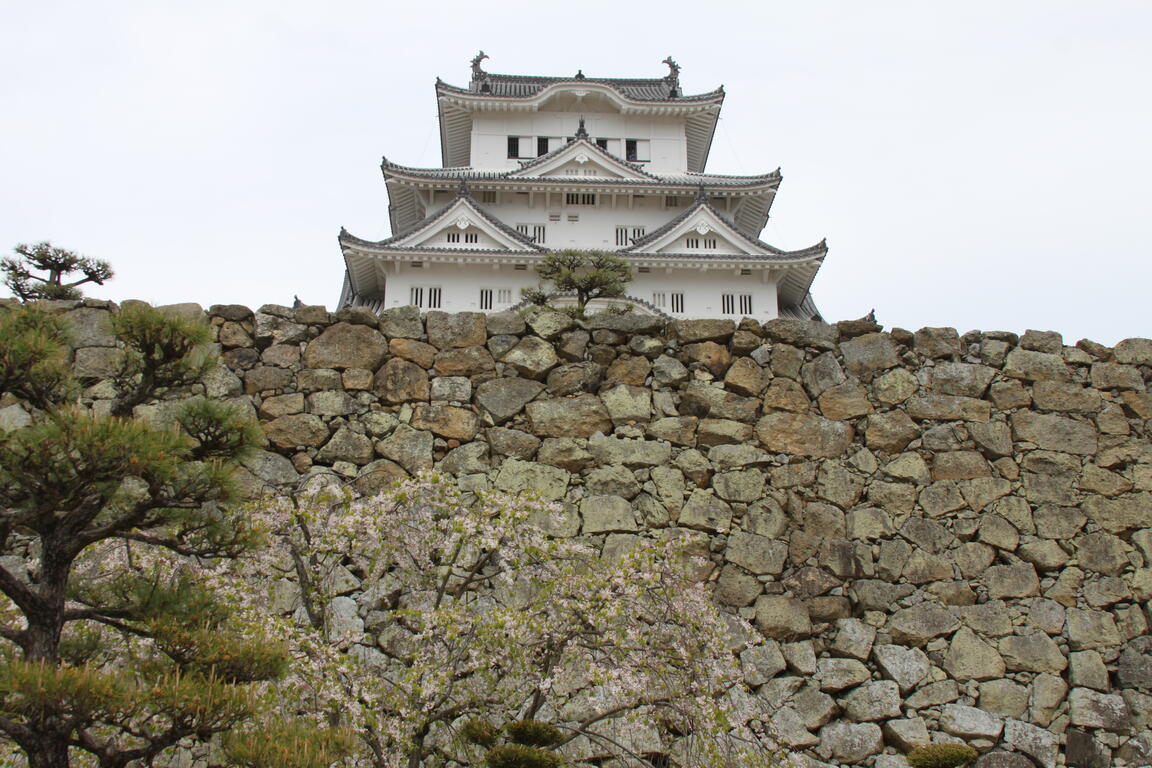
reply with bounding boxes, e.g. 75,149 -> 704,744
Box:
436,74 -> 723,103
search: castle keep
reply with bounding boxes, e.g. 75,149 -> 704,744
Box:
337,55 -> 826,320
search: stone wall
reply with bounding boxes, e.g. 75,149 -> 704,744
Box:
12,298 -> 1152,768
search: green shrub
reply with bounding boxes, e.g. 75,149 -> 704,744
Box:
504,719 -> 563,748
906,743 -> 979,768
461,718 -> 499,748
484,744 -> 562,768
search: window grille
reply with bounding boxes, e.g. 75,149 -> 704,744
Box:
671,292 -> 684,313
548,212 -> 560,222
565,193 -> 596,205
497,288 -> 513,304
665,196 -> 681,207
533,225 -> 546,244
686,237 -> 700,249
480,288 -> 493,310
409,261 -> 423,268
652,291 -> 666,308
479,191 -> 497,203
567,214 -> 579,222
537,137 -> 550,156
514,264 -> 528,271
637,266 -> 650,273
446,232 -> 460,243
721,293 -> 734,314
615,226 -> 630,246
427,287 -> 441,309
625,139 -> 650,162
739,294 -> 753,314
703,238 -> 717,249
464,233 -> 478,244
410,286 -> 424,307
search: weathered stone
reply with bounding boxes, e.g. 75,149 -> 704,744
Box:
761,377 -> 810,412
315,426 -> 376,466
438,442 -> 489,476
755,412 -> 853,458
1069,687 -> 1131,731
679,490 -> 732,533
944,627 -> 1006,681
872,367 -> 919,404
842,680 -> 901,722
979,679 -> 1029,719
1082,493 -> 1152,534
940,703 -> 1004,740
761,318 -> 837,349
914,326 -> 962,358
433,346 -> 494,376
999,632 -> 1067,674
374,425 -> 433,475
526,395 -> 612,438
493,459 -> 569,501
723,357 -> 766,397
1012,411 -> 1098,454
889,603 -> 960,646
424,311 -> 485,349
579,495 -> 637,534
1004,348 -> 1071,381
906,393 -> 992,422
767,707 -> 819,749
1076,531 -> 1130,575
817,722 -> 882,764
1113,336 -> 1152,364
726,532 -> 787,575
673,318 -> 735,343
264,414 -> 329,450
243,365 -> 293,395
716,565 -> 763,607
307,390 -> 356,417
755,596 -> 812,641
968,420 -> 1013,458
883,719 -> 931,752
884,452 -> 931,484
409,404 -> 480,440
905,679 -> 960,709
841,333 -> 900,376
604,354 -> 651,386
646,416 -> 697,447
815,657 -> 871,691
302,322 -> 387,370
984,563 -> 1040,599
740,642 -> 787,686
864,410 -> 920,453
800,352 -> 847,397
375,358 -> 429,403
713,469 -> 765,503
1091,362 -> 1143,390
600,384 -> 652,425
930,362 -> 997,397
470,377 -> 543,424
933,450 -> 991,480
498,336 -> 558,379
872,644 -> 929,693
650,355 -> 688,386
1067,608 -> 1122,650
588,433 -> 671,466
817,382 -> 874,420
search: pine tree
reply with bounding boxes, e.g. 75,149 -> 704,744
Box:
0,303 -> 345,768
526,249 -> 632,313
1,242 -> 114,301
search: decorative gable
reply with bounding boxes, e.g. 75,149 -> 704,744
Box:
509,139 -> 657,182
625,204 -> 766,257
389,197 -> 542,252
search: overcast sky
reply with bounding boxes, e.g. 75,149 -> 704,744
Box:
3,2 -> 1150,345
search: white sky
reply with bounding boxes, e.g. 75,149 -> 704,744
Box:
3,2 -> 1150,345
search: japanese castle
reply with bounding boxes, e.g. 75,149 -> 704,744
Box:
337,54 -> 827,320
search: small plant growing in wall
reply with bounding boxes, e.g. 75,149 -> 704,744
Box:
462,719 -> 564,768
905,743 -> 979,768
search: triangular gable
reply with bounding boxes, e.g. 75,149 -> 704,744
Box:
389,196 -> 544,252
509,138 -> 658,182
623,203 -> 774,256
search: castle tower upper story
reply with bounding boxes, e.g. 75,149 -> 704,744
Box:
338,54 -> 826,320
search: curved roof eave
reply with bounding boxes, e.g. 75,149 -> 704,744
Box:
436,78 -> 725,108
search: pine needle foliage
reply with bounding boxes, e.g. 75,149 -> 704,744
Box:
1,242 -> 113,302
530,249 -> 632,313
0,302 -> 343,768
905,743 -> 980,768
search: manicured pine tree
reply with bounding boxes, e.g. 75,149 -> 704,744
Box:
1,242 -> 113,302
0,302 -> 346,768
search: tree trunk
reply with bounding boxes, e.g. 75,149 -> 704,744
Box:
25,736 -> 70,768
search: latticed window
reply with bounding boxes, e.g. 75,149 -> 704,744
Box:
671,292 -> 684,313
565,193 -> 596,205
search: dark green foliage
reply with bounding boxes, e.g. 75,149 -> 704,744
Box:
533,249 -> 632,313
906,743 -> 980,768
224,722 -> 354,768
2,242 -> 113,301
0,307 -> 74,409
461,718 -> 500,748
484,744 -> 563,768
504,720 -> 564,748
0,303 -> 329,768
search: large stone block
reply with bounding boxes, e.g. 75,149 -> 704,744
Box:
302,322 -> 387,370
526,395 -> 612,438
755,412 -> 853,458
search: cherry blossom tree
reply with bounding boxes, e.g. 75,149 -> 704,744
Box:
243,475 -> 782,768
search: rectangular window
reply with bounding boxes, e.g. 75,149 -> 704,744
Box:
507,136 -> 519,159
533,225 -> 546,244
565,168 -> 580,175
497,288 -> 513,304
686,237 -> 700,249
480,288 -> 493,310
464,233 -> 478,244
479,191 -> 497,204
410,286 -> 424,307
721,293 -> 735,314
632,226 -> 646,241
548,212 -> 560,222
703,238 -> 717,249
507,136 -> 532,159
567,213 -> 579,222
625,139 -> 651,162
739,294 -> 753,314
665,195 -> 681,208
446,232 -> 460,243
652,291 -> 666,308
516,223 -> 529,237
637,266 -> 650,273
595,138 -> 608,150
537,137 -> 550,156
615,226 -> 630,246
671,292 -> 684,313
583,169 -> 596,176
514,264 -> 528,271
427,287 -> 441,309
565,193 -> 596,205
